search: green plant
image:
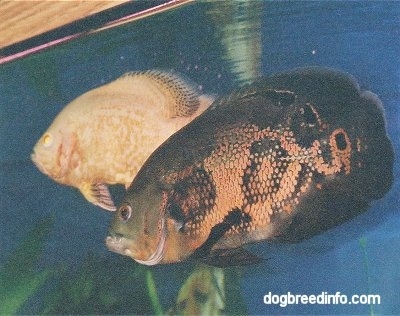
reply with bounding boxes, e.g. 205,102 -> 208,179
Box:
359,237 -> 374,316
41,254 -> 160,315
0,218 -> 54,315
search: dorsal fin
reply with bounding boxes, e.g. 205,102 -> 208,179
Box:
119,70 -> 202,118
209,81 -> 296,112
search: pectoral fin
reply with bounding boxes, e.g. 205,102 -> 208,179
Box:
80,183 -> 116,211
190,208 -> 263,267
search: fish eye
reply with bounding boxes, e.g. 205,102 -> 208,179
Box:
118,204 -> 132,222
42,133 -> 53,147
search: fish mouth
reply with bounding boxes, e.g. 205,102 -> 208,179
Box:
31,151 -> 63,180
31,152 -> 45,173
105,233 -> 130,256
105,229 -> 166,266
31,152 -> 51,176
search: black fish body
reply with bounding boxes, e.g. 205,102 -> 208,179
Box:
106,67 -> 394,266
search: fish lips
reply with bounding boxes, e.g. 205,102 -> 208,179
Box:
106,228 -> 166,266
106,236 -> 128,256
105,234 -> 133,257
31,152 -> 46,173
31,151 -> 63,180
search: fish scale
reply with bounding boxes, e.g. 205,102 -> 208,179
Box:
191,125 -> 320,237
106,67 -> 394,266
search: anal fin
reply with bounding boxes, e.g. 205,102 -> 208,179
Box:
201,248 -> 263,268
80,183 -> 116,211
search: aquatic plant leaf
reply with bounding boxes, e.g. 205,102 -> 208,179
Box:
0,218 -> 53,314
0,270 -> 52,315
146,269 -> 164,316
359,237 -> 375,316
0,218 -> 52,285
224,267 -> 248,315
41,254 -> 156,315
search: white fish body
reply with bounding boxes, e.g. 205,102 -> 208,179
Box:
31,70 -> 214,211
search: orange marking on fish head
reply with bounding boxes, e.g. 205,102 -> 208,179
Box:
329,128 -> 352,174
56,132 -> 80,177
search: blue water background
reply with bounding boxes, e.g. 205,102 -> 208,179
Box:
0,1 -> 399,314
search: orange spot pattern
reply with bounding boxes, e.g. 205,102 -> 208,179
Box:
164,121 -> 352,239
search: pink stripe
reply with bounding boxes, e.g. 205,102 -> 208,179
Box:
0,0 -> 192,65
0,34 -> 81,64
